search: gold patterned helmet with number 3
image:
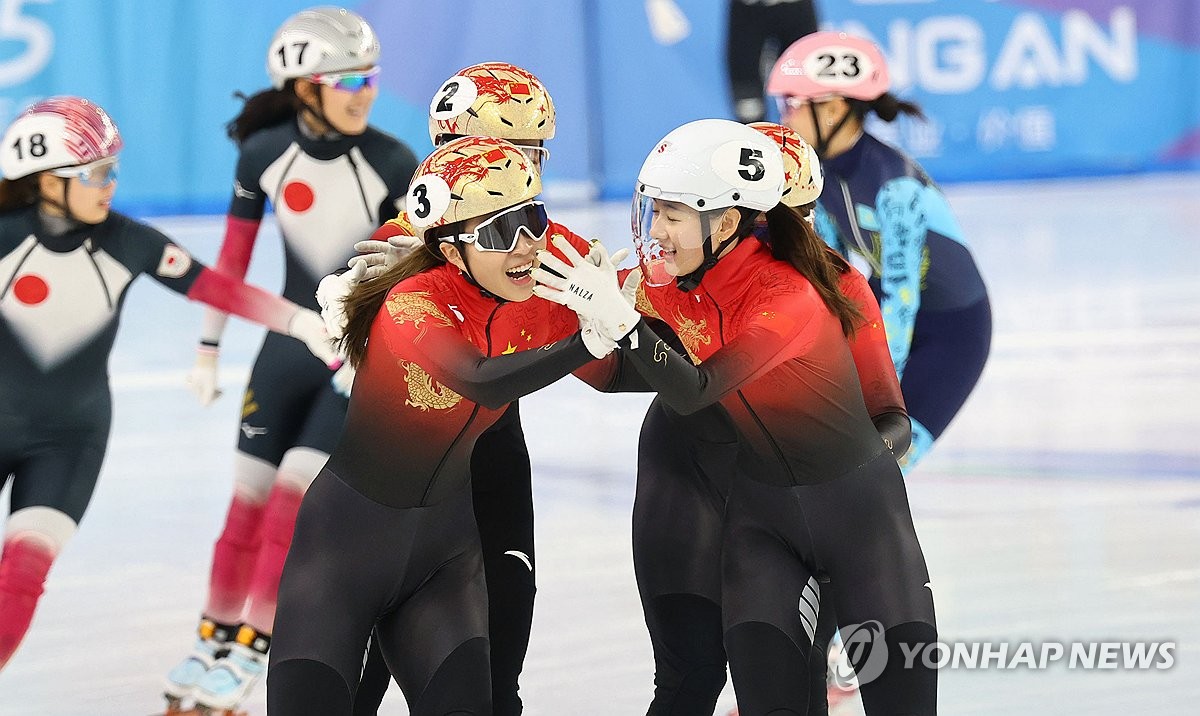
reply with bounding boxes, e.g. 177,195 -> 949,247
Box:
427,62 -> 556,146
405,136 -> 542,242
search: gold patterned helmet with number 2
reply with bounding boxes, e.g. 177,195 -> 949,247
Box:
405,136 -> 542,242
427,62 -> 556,146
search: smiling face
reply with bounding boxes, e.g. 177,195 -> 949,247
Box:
646,199 -> 742,277
296,65 -> 379,136
439,208 -> 547,302
39,172 -> 116,224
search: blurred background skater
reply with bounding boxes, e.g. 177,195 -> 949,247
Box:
161,7 -> 416,713
728,0 -> 820,122
0,96 -> 338,677
768,31 -> 991,471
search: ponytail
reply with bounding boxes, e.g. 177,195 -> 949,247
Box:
849,92 -> 925,124
763,204 -> 864,336
225,82 -> 302,144
0,175 -> 41,212
339,225 -> 462,367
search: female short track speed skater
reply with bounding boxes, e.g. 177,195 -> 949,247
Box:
629,121 -> 911,716
323,63 -> 559,716
0,96 -> 337,674
160,7 -> 418,713
267,136 -> 628,716
768,31 -> 991,470
534,119 -> 937,715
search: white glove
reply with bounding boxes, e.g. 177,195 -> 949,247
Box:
288,308 -> 341,368
532,236 -> 641,344
331,362 -> 356,398
186,345 -> 222,406
316,261 -> 365,341
578,246 -> 635,359
349,234 -> 422,280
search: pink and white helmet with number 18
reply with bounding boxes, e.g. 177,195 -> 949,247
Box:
767,31 -> 889,102
0,96 -> 123,180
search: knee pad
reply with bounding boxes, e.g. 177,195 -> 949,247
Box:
725,621 -> 811,716
268,658 -> 352,716
411,637 -> 491,716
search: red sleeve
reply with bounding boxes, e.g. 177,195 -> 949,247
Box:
211,215 -> 261,280
187,267 -> 298,335
840,265 -> 907,418
370,212 -> 416,242
377,288 -> 594,410
620,288 -> 818,415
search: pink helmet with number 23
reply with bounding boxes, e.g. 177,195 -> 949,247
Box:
767,31 -> 889,102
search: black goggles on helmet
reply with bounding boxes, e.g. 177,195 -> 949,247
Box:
446,200 -> 550,253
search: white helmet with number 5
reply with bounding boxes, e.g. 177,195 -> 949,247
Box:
266,6 -> 380,89
635,118 -> 785,214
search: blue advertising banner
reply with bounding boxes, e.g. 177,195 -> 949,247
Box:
0,1 -> 1195,213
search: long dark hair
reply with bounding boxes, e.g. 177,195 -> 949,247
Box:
761,204 -> 864,336
0,175 -> 41,212
226,81 -> 303,143
339,225 -> 461,367
849,92 -> 925,123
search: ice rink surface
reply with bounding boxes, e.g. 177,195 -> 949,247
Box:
1,173 -> 1198,715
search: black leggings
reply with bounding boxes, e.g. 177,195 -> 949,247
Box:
0,409 -> 110,524
723,456 -> 938,715
354,401 -> 535,716
726,0 -> 819,122
268,472 -> 490,716
635,399 -> 933,715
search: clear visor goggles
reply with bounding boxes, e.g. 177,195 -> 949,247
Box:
311,66 -> 381,93
49,157 -> 119,188
632,192 -> 723,287
445,200 -> 550,253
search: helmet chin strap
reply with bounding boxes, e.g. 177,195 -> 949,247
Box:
455,240 -> 503,302
39,177 -> 86,227
675,211 -> 745,292
809,102 -> 856,159
298,89 -> 343,140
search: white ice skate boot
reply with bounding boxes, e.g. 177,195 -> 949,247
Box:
192,626 -> 268,711
163,619 -> 236,707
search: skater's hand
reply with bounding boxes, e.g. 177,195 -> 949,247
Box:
186,345 -> 221,406
577,245 -> 633,358
533,237 -> 640,343
315,262 -> 365,341
349,234 -> 422,280
331,362 -> 356,397
288,308 -> 342,369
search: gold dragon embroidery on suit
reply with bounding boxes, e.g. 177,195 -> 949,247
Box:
672,308 -> 711,362
634,282 -> 662,321
386,291 -> 453,342
401,360 -> 462,411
